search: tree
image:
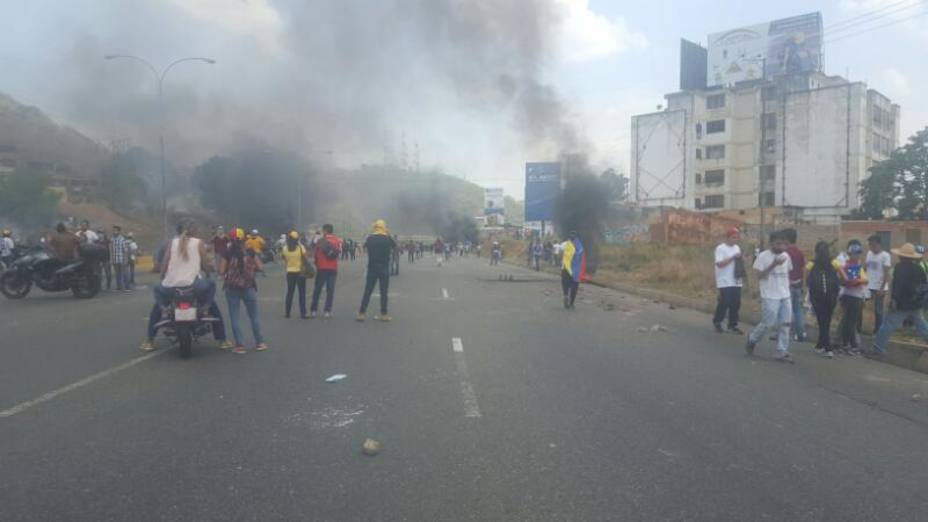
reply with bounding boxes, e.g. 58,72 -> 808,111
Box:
856,127 -> 928,220
0,167 -> 60,228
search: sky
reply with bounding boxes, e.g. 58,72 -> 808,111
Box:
1,0 -> 925,200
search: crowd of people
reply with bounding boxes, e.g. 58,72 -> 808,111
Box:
714,227 -> 928,363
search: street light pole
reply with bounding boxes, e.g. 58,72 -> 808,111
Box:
104,55 -> 216,239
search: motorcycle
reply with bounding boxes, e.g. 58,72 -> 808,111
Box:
0,244 -> 103,299
152,285 -> 220,358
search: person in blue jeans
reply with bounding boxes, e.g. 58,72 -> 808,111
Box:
746,231 -> 795,363
869,243 -> 928,358
220,228 -> 266,354
783,228 -> 807,342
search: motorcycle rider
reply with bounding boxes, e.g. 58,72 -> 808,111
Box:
0,229 -> 14,267
141,221 -> 231,352
48,223 -> 80,263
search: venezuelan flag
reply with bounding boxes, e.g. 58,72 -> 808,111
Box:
561,238 -> 586,283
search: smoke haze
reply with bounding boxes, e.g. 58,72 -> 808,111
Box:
2,0 -> 592,188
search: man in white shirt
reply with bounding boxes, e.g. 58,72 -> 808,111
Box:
713,228 -> 744,334
76,220 -> 99,244
0,229 -> 14,267
866,235 -> 892,333
746,230 -> 795,362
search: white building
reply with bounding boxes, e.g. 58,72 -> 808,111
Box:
631,13 -> 900,223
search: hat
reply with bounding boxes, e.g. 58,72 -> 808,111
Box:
372,219 -> 388,235
288,230 -> 299,239
848,243 -> 863,255
251,229 -> 259,235
230,228 -> 246,241
891,243 -> 922,259
726,227 -> 740,238
127,232 -> 134,238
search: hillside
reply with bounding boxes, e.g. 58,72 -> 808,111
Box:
0,92 -> 106,178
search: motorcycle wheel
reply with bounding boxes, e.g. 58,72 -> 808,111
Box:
71,273 -> 101,299
176,326 -> 193,358
0,271 -> 32,299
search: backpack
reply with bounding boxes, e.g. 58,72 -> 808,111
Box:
318,236 -> 339,260
224,256 -> 257,290
807,263 -> 839,305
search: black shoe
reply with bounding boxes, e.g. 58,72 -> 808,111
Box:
729,327 -> 744,335
563,296 -> 569,309
745,339 -> 756,356
714,323 -> 725,333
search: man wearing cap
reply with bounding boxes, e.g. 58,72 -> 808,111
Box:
713,228 -> 745,334
357,219 -> 396,321
869,243 -> 928,358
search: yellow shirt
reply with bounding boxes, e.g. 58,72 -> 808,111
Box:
281,245 -> 306,273
245,236 -> 265,253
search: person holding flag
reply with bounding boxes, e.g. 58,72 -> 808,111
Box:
560,231 -> 586,309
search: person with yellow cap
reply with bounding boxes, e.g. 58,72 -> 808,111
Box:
357,219 -> 397,322
280,230 -> 312,318
868,243 -> 928,358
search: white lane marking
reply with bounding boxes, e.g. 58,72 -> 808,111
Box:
0,350 -> 165,418
442,288 -> 450,300
450,337 -> 481,418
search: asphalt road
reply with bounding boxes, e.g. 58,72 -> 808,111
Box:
2,254 -> 928,521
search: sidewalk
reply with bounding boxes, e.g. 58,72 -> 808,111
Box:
503,257 -> 928,375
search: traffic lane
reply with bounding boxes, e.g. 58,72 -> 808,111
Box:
0,275 -> 163,408
450,263 -> 928,520
0,258 -> 511,521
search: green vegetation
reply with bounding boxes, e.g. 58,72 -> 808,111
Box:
98,154 -> 147,213
856,126 -> 928,220
0,166 -> 60,227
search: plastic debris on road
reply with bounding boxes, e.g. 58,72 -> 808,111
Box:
325,374 -> 347,383
362,438 -> 381,456
912,394 -> 922,402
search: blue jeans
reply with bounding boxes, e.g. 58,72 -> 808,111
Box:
790,286 -> 806,340
113,263 -> 128,290
871,291 -> 885,333
749,297 -> 792,356
225,287 -> 263,346
146,279 -> 225,340
872,309 -> 928,353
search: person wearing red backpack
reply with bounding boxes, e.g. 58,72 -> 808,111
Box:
310,223 -> 342,318
220,228 -> 266,354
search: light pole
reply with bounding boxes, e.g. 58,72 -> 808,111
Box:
104,55 -> 216,239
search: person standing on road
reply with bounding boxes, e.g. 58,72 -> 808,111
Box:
211,226 -> 229,267
221,228 -> 266,354
357,219 -> 396,322
490,241 -> 502,265
712,227 -> 744,334
869,243 -> 928,359
560,231 -> 585,309
76,220 -> 99,244
783,228 -> 807,342
126,232 -> 138,288
434,237 -> 445,267
109,225 -> 130,292
807,241 -> 841,358
866,235 -> 892,334
836,240 -> 868,355
281,230 -> 312,319
532,240 -> 543,271
745,231 -> 795,363
96,227 -> 112,291
407,240 -> 416,263
390,234 -> 401,276
311,224 -> 342,318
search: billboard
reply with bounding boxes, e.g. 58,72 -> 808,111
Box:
679,39 -> 707,91
631,109 -> 688,206
707,12 -> 822,87
484,188 -> 504,215
525,162 -> 561,222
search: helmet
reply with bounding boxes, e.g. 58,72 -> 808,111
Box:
252,229 -> 259,235
230,228 -> 246,241
288,230 -> 299,240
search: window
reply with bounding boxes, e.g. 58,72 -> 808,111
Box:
759,191 -> 775,207
705,145 -> 725,159
695,198 -> 702,209
695,148 -> 702,159
706,94 -> 726,109
704,169 -> 725,185
706,120 -> 725,134
694,173 -> 702,184
762,113 -> 777,131
872,106 -> 885,129
703,194 -> 725,208
763,139 -> 777,154
760,165 -> 776,181
695,122 -> 703,139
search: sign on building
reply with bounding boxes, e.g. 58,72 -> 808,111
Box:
524,162 -> 561,222
484,187 -> 505,226
707,12 -> 822,87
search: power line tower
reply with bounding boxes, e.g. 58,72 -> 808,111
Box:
399,130 -> 409,171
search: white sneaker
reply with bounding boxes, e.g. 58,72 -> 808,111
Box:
323,312 -> 331,319
823,351 -> 834,359
813,348 -> 825,355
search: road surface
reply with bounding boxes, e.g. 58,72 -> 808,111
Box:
2,255 -> 928,521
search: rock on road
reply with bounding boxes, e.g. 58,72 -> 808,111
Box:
2,255 -> 928,521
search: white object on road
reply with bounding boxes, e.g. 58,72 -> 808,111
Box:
442,288 -> 450,300
325,374 -> 347,383
452,337 -> 463,353
450,337 -> 480,418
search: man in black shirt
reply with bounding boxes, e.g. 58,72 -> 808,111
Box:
869,243 -> 928,357
357,219 -> 397,322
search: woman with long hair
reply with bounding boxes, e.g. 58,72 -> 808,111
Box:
220,228 -> 266,354
281,230 -> 311,318
807,241 -> 840,358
